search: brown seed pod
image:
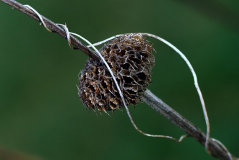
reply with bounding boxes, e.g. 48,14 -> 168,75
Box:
78,34 -> 155,112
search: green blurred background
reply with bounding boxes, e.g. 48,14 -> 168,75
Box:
0,0 -> 239,159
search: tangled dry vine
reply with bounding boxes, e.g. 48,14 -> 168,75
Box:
1,0 -> 238,160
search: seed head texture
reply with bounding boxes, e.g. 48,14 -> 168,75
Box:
78,34 -> 155,112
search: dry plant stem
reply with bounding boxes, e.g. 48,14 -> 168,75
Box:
1,0 -> 99,61
142,89 -> 237,160
1,1 -> 238,160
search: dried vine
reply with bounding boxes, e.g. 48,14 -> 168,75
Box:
1,0 -> 238,160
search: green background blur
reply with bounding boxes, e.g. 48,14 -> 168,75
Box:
0,0 -> 239,159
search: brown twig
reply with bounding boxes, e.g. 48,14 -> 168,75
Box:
1,0 -> 238,160
142,89 -> 237,160
1,0 -> 99,61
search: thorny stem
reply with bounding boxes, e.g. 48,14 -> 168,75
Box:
142,89 -> 237,160
1,0 -> 99,61
1,0 -> 238,160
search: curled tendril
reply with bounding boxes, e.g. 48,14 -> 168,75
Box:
22,4 -> 233,160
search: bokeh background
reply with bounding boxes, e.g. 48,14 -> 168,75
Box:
0,0 -> 239,159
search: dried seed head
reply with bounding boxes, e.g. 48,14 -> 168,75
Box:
78,34 -> 155,112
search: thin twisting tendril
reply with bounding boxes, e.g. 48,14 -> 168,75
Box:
20,5 -> 233,159
211,138 -> 232,160
65,30 -> 187,142
90,33 -> 210,148
23,5 -> 188,142
88,33 -> 222,157
56,24 -> 73,49
140,33 -> 210,150
24,5 -> 52,32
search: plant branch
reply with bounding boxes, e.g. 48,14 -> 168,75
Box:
142,89 -> 237,160
1,0 -> 238,160
1,0 -> 99,61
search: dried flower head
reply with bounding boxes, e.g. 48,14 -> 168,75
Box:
78,34 -> 155,112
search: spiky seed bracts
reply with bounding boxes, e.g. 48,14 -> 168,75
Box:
78,34 -> 155,112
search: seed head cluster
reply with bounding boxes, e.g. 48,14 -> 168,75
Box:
78,34 -> 155,112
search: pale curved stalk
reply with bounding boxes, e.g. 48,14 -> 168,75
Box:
89,32 -> 210,151
1,1 -> 237,159
142,89 -> 235,160
141,33 -> 210,151
69,31 -> 187,142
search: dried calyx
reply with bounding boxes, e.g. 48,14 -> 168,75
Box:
78,34 -> 155,113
